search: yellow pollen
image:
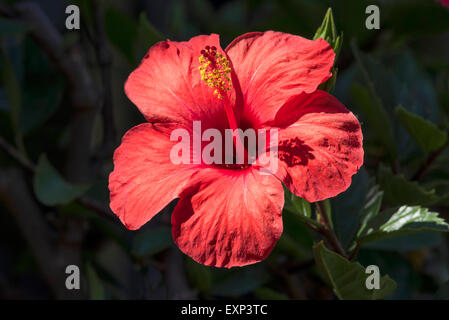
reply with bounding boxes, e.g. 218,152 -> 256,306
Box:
198,46 -> 232,99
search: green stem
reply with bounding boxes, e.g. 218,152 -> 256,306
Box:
348,242 -> 361,261
315,201 -> 347,258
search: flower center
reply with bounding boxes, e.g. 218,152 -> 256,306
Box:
198,45 -> 248,166
198,46 -> 232,100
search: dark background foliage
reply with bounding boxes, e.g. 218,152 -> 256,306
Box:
0,0 -> 448,299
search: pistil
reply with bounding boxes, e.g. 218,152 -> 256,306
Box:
198,46 -> 247,165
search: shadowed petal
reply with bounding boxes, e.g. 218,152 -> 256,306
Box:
262,90 -> 363,202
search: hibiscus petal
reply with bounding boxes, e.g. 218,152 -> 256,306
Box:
109,123 -> 198,230
225,31 -> 335,126
264,90 -> 363,202
172,167 -> 284,268
125,34 -> 232,127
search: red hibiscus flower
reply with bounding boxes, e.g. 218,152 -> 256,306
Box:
109,32 -> 363,268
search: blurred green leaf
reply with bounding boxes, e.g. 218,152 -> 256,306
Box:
33,154 -> 90,206
358,206 -> 449,246
138,12 -> 164,47
357,249 -> 419,299
104,6 -> 138,64
143,265 -> 163,292
437,193 -> 449,206
332,0 -> 373,45
348,45 -> 441,160
313,241 -> 396,300
378,165 -> 439,206
291,195 -> 311,218
357,185 -> 384,238
314,8 -> 342,93
351,42 -> 439,121
279,194 -> 314,260
350,82 -> 396,159
320,67 -> 339,93
15,251 -> 36,273
211,267 -> 268,297
0,17 -> 28,38
75,0 -> 94,25
132,226 -> 172,257
276,233 -> 310,261
169,0 -> 189,38
385,2 -> 449,38
332,169 -> 371,249
361,232 -> 441,251
389,51 -> 440,121
62,32 -> 81,51
395,105 -> 447,153
21,84 -> 62,134
254,287 -> 288,300
189,0 -> 215,30
87,263 -> 106,300
436,280 -> 449,300
1,48 -> 24,150
185,257 -> 212,295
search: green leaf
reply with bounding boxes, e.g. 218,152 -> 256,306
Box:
381,206 -> 448,232
313,242 -> 396,300
276,233 -> 310,261
350,82 -> 396,159
320,67 -> 338,93
33,154 -> 90,206
132,226 -> 172,257
357,185 -> 384,238
378,165 -> 439,206
358,206 -> 449,246
185,257 -> 212,294
313,8 -> 342,58
314,8 -> 343,93
278,198 -> 313,260
389,51 -> 440,121
104,6 -> 138,64
284,190 -> 320,230
395,105 -> 447,153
